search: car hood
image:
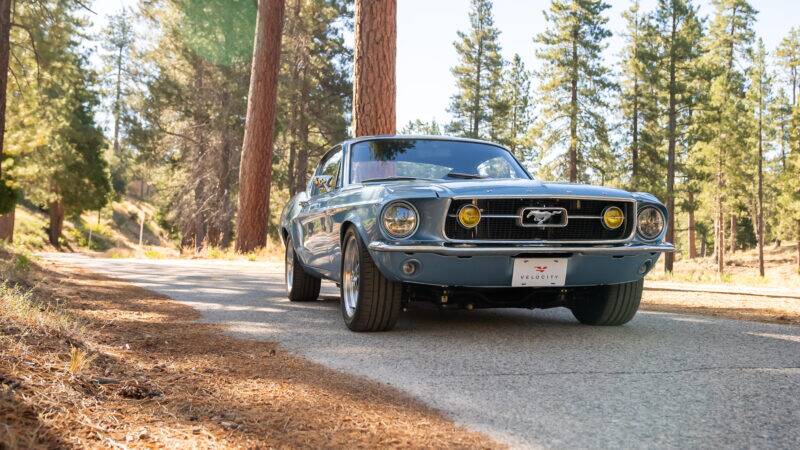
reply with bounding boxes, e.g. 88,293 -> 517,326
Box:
381,178 -> 635,200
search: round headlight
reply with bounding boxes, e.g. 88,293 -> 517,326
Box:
457,204 -> 481,229
637,206 -> 665,240
602,206 -> 625,230
382,202 -> 418,238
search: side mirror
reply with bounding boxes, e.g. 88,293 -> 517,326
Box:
312,175 -> 334,194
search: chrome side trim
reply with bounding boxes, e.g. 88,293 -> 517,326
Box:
369,241 -> 675,256
441,197 -> 638,245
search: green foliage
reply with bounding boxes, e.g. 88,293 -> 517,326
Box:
532,0 -> 614,182
178,0 -> 257,67
401,119 -> 442,135
5,0 -> 111,226
447,0 -> 505,139
0,179 -> 18,215
497,54 -> 532,159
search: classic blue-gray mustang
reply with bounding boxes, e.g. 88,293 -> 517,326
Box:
280,136 -> 674,332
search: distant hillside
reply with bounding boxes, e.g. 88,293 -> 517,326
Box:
12,197 -> 178,256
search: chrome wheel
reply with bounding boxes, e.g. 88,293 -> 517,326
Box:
342,234 -> 360,318
285,243 -> 294,293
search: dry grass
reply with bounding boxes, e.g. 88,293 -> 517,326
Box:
648,244 -> 800,288
0,249 -> 498,449
642,290 -> 800,325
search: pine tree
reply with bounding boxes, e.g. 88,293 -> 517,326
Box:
401,119 -> 442,135
618,0 -> 648,189
775,27 -> 800,269
352,0 -> 396,136
694,0 -> 756,274
447,0 -> 504,139
5,1 -> 111,246
498,54 -> 532,158
235,0 -> 286,253
652,0 -> 703,272
533,0 -> 614,182
776,27 -> 800,109
100,8 -> 136,156
746,39 -> 771,276
280,0 -> 351,196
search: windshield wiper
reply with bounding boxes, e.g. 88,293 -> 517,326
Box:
446,172 -> 487,179
361,176 -> 428,183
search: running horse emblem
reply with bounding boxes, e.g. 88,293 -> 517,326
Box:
525,209 -> 563,225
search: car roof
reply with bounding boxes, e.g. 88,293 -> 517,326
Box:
342,134 -> 506,148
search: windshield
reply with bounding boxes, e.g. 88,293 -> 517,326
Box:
349,139 -> 529,183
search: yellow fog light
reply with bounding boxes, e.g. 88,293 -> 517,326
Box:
457,204 -> 481,229
602,206 -> 625,230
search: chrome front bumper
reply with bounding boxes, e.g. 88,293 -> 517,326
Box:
368,241 -> 675,256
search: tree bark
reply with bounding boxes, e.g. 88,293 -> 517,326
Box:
664,12 -> 677,273
0,0 -> 14,242
113,45 -> 123,154
699,234 -> 706,258
688,192 -> 697,259
48,200 -> 65,248
352,0 -> 396,136
757,86 -> 765,277
0,207 -> 13,242
235,0 -> 286,253
729,215 -> 736,254
568,26 -> 579,183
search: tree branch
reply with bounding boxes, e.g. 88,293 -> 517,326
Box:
10,22 -> 40,82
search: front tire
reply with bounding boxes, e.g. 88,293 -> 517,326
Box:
571,279 -> 643,326
340,227 -> 402,332
285,237 -> 321,302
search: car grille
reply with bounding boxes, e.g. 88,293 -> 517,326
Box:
444,198 -> 635,242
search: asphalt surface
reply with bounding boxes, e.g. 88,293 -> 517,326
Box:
43,253 -> 800,449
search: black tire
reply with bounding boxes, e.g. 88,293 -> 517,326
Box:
285,237 -> 321,302
340,227 -> 402,332
571,279 -> 643,326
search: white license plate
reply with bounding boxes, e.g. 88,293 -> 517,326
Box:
512,258 -> 568,287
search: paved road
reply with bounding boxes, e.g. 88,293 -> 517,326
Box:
44,253 -> 800,449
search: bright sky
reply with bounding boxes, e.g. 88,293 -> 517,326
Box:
89,0 -> 799,132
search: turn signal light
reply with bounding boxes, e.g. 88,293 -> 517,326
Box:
458,204 -> 481,229
602,206 -> 625,230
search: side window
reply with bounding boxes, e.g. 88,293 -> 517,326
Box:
310,147 -> 342,196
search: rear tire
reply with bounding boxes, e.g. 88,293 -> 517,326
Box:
340,227 -> 402,332
285,237 -> 321,302
571,279 -> 643,326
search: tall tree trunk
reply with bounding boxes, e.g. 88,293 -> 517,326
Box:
664,13 -> 677,273
48,200 -> 65,248
699,232 -> 706,258
729,215 -> 736,254
352,0 -> 396,136
286,0 -> 302,197
630,77 -> 639,189
757,90 -> 765,277
218,119 -> 234,248
293,52 -> 311,194
716,209 -> 725,274
0,0 -> 14,242
113,46 -> 123,154
235,0 -> 286,253
471,39 -> 483,138
568,27 -> 579,183
0,208 -> 13,242
688,192 -> 697,259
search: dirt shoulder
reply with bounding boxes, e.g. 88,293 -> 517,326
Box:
642,289 -> 800,326
1,253 -> 498,449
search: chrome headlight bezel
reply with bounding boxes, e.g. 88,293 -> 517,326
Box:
637,206 -> 665,241
380,201 -> 419,239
